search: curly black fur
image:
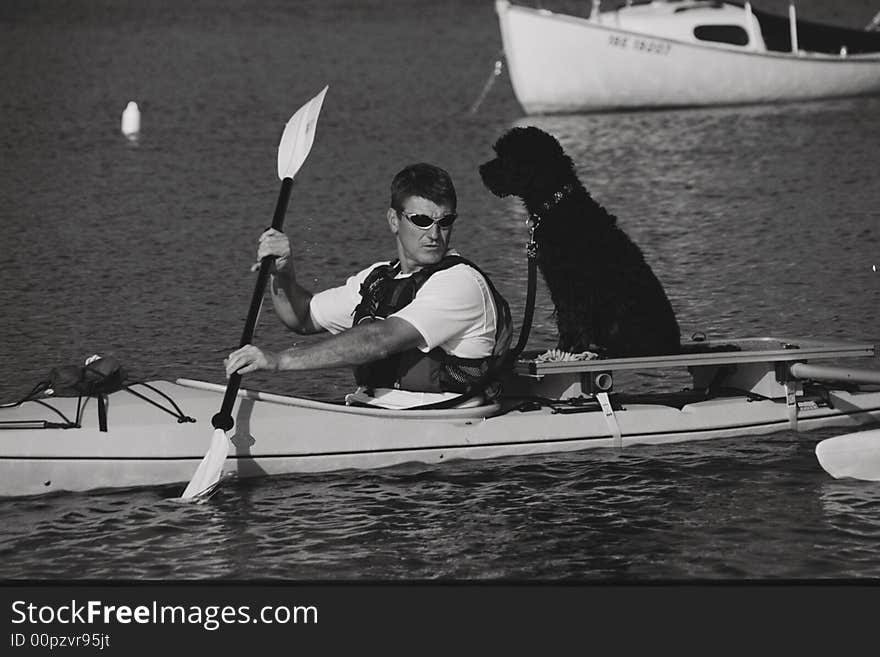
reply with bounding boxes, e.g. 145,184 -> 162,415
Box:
479,126 -> 681,357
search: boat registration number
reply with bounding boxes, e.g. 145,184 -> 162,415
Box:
608,34 -> 672,56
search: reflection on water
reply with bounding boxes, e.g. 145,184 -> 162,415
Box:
820,483 -> 880,534
4,434 -> 880,580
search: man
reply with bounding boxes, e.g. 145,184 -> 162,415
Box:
224,163 -> 512,409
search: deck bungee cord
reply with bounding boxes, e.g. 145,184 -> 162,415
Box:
118,383 -> 196,425
0,357 -> 195,432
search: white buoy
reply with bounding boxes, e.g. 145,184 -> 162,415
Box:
121,101 -> 140,140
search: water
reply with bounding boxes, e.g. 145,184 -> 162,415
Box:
1,0 -> 879,580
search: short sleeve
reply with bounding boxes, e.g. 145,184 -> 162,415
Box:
390,265 -> 497,358
309,262 -> 389,334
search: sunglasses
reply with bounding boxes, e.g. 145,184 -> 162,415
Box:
398,210 -> 457,230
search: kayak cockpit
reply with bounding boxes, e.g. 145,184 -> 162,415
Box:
175,378 -> 503,420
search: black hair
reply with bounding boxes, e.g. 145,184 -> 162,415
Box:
390,163 -> 457,212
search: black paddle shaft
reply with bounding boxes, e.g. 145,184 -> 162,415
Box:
212,176 -> 294,431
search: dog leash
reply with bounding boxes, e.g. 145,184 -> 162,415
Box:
508,216 -> 540,360
512,183 -> 575,359
410,186 -> 569,408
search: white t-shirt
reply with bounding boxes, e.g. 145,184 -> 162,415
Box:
309,253 -> 499,408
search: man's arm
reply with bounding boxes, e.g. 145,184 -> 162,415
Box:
268,265 -> 322,334
256,228 -> 323,335
225,318 -> 426,376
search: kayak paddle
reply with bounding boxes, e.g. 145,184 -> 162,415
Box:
181,85 -> 330,500
815,427 -> 880,482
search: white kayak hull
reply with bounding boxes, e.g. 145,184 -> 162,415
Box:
3,373 -> 880,497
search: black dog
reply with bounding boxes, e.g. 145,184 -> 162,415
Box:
479,126 -> 680,357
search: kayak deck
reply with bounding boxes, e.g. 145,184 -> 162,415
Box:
1,336 -> 879,497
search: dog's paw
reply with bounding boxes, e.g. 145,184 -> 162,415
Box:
534,348 -> 600,363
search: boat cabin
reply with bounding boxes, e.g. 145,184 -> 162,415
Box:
598,1 -> 767,51
597,0 -> 880,55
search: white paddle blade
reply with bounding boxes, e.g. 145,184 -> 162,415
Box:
181,428 -> 230,499
277,85 -> 329,180
816,428 -> 880,481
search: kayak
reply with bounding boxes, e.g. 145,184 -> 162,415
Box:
2,336 -> 879,497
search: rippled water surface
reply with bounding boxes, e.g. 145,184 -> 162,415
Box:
1,0 -> 879,580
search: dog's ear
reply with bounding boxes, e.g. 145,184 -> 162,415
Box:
523,127 -> 567,161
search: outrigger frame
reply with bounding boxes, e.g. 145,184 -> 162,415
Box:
509,336 -> 880,442
515,337 -> 876,377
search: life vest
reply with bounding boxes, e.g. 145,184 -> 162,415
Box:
351,255 -> 512,396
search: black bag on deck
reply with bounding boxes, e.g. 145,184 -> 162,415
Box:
46,356 -> 127,398
0,355 -> 128,433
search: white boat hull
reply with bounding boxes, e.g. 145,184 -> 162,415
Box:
497,0 -> 880,113
3,375 -> 880,497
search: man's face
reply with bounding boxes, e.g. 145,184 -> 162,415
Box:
388,195 -> 455,273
